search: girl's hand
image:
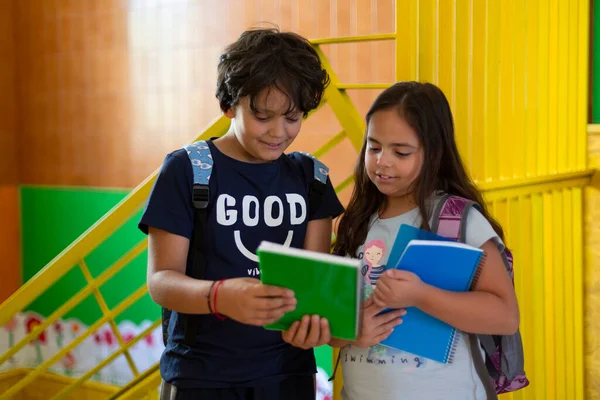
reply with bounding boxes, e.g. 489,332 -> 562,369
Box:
282,315 -> 331,349
217,278 -> 297,326
373,270 -> 425,309
354,296 -> 406,348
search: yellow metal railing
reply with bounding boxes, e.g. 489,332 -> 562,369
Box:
108,364 -> 161,400
51,321 -> 161,400
0,116 -> 231,399
0,1 -> 594,399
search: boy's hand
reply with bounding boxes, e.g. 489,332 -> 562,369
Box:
282,315 -> 331,349
217,278 -> 297,326
354,296 -> 405,348
373,270 -> 424,309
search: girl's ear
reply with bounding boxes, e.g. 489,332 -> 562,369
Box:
224,107 -> 235,119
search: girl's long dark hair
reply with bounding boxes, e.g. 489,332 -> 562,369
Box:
334,82 -> 504,257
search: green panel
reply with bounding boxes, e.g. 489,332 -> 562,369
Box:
20,186 -> 156,326
594,3 -> 600,122
314,345 -> 333,377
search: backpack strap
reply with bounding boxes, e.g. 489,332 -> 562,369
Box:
300,152 -> 335,247
184,140 -> 213,207
431,193 -> 480,243
299,152 -> 329,213
432,194 -> 498,399
179,140 -> 213,345
469,334 -> 499,400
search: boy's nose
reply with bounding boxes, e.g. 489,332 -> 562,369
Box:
268,119 -> 286,138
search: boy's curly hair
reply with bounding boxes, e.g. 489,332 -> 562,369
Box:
216,27 -> 330,116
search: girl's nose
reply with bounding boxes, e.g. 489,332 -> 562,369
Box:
377,150 -> 392,167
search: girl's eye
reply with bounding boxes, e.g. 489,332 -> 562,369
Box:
396,152 -> 411,157
286,116 -> 300,123
367,147 -> 380,152
254,114 -> 269,121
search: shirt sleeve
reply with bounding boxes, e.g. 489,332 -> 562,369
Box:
138,150 -> 195,239
286,152 -> 345,221
309,175 -> 345,221
464,206 -> 505,251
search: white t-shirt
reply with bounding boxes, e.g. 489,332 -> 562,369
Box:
340,196 -> 503,400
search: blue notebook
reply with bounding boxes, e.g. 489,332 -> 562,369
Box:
380,237 -> 485,364
384,224 -> 453,272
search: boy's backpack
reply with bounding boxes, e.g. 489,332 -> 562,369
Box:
431,194 -> 530,397
161,140 -> 330,347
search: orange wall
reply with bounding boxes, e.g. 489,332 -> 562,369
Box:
0,0 -> 20,302
13,0 -> 395,190
0,186 -> 20,303
0,0 -> 17,184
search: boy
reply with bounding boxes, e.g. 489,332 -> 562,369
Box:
140,28 -> 344,399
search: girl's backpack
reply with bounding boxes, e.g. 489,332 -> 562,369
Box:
431,194 -> 530,397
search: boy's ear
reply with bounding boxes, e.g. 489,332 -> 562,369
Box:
224,107 -> 235,119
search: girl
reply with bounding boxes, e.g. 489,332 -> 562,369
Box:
330,82 -> 520,400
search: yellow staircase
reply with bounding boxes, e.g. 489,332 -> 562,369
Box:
0,1 -> 594,399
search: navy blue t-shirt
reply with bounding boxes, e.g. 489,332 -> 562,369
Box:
139,140 -> 344,389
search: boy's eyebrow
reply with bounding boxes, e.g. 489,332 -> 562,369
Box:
253,107 -> 273,114
367,137 -> 417,149
254,107 -> 300,116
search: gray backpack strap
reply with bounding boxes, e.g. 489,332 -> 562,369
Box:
433,194 -> 498,398
430,193 -> 451,233
469,335 -> 499,400
459,199 -> 498,398
458,202 -> 481,243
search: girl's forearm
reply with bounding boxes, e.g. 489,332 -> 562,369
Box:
415,284 -> 519,335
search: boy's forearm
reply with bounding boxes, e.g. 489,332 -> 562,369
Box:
148,270 -> 213,315
415,284 -> 520,335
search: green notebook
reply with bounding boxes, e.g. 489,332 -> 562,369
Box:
257,241 -> 362,340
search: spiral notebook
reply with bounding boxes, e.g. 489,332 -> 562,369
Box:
257,241 -> 362,340
380,236 -> 486,364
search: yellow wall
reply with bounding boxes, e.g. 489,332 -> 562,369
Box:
586,126 -> 600,399
389,2 -> 590,398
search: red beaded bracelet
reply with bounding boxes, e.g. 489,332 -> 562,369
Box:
212,279 -> 227,320
206,280 -> 218,314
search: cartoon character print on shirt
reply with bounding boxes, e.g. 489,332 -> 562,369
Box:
360,240 -> 388,301
215,192 -> 307,264
362,239 -> 387,285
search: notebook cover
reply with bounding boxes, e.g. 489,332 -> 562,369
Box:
257,241 -> 362,340
380,240 -> 485,363
385,224 -> 452,274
